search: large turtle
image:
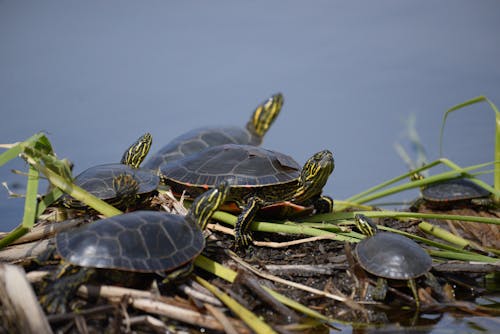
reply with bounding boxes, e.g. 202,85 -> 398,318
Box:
65,133 -> 159,210
39,181 -> 230,314
159,144 -> 334,247
143,93 -> 283,170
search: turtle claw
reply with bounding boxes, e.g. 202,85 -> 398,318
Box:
235,232 -> 253,248
40,289 -> 69,314
38,265 -> 95,314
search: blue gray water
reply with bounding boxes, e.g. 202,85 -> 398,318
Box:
0,1 -> 499,330
1,0 -> 498,237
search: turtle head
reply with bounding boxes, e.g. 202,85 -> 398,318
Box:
112,173 -> 140,207
354,214 -> 378,237
247,93 -> 283,139
189,181 -> 231,230
296,150 -> 334,202
121,133 -> 152,168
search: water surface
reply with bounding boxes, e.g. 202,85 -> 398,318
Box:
1,1 -> 499,332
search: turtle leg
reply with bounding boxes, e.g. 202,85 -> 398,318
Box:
161,262 -> 194,284
313,195 -> 334,214
368,277 -> 388,301
407,279 -> 420,308
235,197 -> 264,247
39,263 -> 95,314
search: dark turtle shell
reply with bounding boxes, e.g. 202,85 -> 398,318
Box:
143,93 -> 283,170
422,179 -> 490,204
160,144 -> 302,201
355,232 -> 432,280
56,211 -> 204,272
143,126 -> 262,170
73,163 -> 159,202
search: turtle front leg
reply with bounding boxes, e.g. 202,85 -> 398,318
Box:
312,195 -> 334,214
235,197 -> 264,247
407,279 -> 420,308
39,264 -> 95,314
368,277 -> 388,301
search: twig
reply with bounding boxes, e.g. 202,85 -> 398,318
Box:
254,235 -> 343,248
207,223 -> 348,248
127,315 -> 168,333
432,261 -> 500,273
77,284 -> 246,332
0,238 -> 50,262
178,282 -> 222,306
204,303 -> 240,334
264,263 -> 348,276
236,269 -> 301,323
1,218 -> 88,245
0,264 -> 53,334
132,297 -> 245,332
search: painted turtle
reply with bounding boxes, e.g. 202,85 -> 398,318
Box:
160,144 -> 335,247
65,133 -> 160,210
354,214 -> 434,307
421,178 -> 491,209
143,93 -> 283,170
39,182 -> 230,314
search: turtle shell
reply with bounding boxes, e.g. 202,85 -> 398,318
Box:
422,179 -> 490,204
56,211 -> 204,272
143,126 -> 262,170
73,163 -> 159,201
159,144 -> 302,201
355,232 -> 432,280
144,93 -> 283,170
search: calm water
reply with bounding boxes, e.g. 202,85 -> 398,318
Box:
1,1 -> 499,332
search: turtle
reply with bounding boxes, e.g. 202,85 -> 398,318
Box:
65,133 -> 160,210
143,93 -> 283,170
159,144 -> 335,247
39,181 -> 230,314
420,178 -> 492,209
353,214 -> 437,307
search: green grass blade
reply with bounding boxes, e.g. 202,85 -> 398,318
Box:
428,250 -> 499,263
0,143 -> 23,167
0,165 -> 40,248
0,226 -> 29,249
212,211 -> 359,242
22,165 -> 39,229
439,96 -> 500,203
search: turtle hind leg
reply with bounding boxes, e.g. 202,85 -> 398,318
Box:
39,264 -> 95,314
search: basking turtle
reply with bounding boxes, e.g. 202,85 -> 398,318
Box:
143,93 -> 283,170
354,214 -> 435,307
39,182 -> 230,314
65,133 -> 159,210
160,144 -> 334,247
420,178 -> 491,209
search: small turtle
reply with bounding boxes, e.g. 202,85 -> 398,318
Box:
353,214 -> 436,307
421,178 -> 492,209
65,133 -> 159,210
39,181 -> 230,314
160,144 -> 334,247
143,93 -> 283,170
